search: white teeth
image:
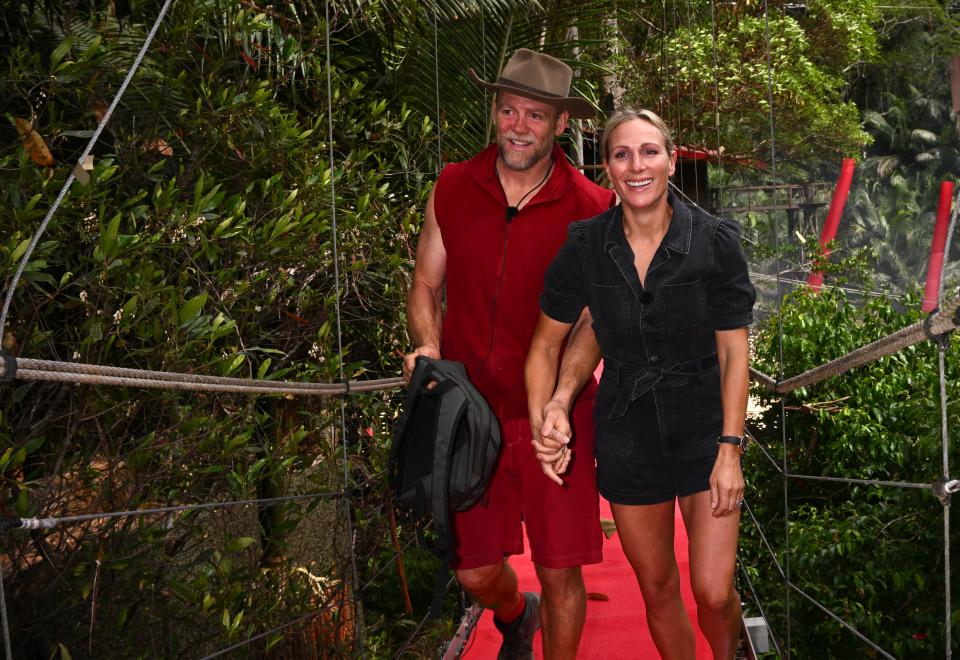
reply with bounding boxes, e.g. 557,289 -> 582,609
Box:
626,179 -> 652,189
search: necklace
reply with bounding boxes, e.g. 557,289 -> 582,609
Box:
496,159 -> 554,223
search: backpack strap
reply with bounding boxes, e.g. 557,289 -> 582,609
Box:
389,357 -> 438,488
427,382 -> 468,618
430,384 -> 468,559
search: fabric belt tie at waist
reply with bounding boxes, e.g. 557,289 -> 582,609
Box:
609,355 -> 717,419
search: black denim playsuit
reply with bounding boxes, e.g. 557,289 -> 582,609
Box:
541,192 -> 755,504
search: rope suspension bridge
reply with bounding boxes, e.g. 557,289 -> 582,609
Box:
2,2 -> 959,659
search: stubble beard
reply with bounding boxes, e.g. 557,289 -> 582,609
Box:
496,132 -> 554,172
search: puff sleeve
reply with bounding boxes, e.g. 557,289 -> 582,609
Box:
540,221 -> 589,324
707,219 -> 756,330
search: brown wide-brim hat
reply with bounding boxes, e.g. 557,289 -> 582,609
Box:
467,48 -> 596,120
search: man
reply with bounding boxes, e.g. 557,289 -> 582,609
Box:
403,49 -> 615,659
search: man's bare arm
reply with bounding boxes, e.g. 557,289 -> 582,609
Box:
403,187 -> 446,381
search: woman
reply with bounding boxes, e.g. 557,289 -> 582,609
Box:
524,108 -> 755,659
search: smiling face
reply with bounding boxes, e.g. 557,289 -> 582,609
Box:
603,118 -> 677,215
494,91 -> 569,172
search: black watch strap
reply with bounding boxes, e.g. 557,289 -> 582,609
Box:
718,434 -> 747,452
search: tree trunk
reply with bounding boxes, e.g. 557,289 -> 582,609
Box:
601,15 -> 625,115
567,22 -> 585,168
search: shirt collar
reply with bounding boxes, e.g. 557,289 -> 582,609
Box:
603,189 -> 692,255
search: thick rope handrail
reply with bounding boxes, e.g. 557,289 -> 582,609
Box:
0,356 -> 404,396
0,491 -> 344,532
934,189 -> 960,309
0,0 -> 175,340
748,366 -> 777,392
749,294 -> 960,394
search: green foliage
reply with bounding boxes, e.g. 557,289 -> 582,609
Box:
836,1 -> 960,296
1,1 -> 439,657
619,1 -> 874,172
745,286 -> 960,657
3,0 -> 954,657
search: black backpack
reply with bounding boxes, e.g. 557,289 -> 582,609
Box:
389,356 -> 501,616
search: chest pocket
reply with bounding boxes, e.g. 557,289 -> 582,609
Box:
588,283 -> 632,335
661,279 -> 707,332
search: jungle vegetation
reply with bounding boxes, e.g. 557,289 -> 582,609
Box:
1,0 -> 959,657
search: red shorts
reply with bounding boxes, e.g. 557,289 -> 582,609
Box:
450,402 -> 603,570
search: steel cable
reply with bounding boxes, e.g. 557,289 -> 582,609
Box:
736,555 -> 785,658
3,491 -> 345,531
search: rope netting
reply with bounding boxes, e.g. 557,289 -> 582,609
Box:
2,2 -> 959,659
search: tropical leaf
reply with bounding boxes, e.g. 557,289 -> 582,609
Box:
14,117 -> 54,166
909,128 -> 939,145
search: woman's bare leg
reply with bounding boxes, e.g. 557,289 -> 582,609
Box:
612,500 -> 696,660
679,490 -> 742,659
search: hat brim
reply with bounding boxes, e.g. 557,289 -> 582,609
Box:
467,68 -> 597,120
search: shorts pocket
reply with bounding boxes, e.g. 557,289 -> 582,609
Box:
593,427 -> 634,460
655,382 -> 698,448
657,370 -> 722,461
594,381 -> 635,459
588,283 -> 632,335
694,370 -> 723,440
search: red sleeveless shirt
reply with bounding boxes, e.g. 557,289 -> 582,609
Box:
433,144 -> 615,418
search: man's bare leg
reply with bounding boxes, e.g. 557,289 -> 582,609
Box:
535,564 -> 585,660
456,560 -> 523,620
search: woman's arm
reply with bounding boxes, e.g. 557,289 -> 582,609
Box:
710,326 -> 750,517
549,307 -> 602,413
526,308 -> 602,485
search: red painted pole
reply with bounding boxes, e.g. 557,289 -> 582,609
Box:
808,157 -> 856,292
922,180 -> 955,312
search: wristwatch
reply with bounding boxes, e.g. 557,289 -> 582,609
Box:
717,434 -> 748,454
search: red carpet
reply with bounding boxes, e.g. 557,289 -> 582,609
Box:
462,498 -> 711,658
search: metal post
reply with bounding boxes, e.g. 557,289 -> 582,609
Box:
940,345 -> 952,660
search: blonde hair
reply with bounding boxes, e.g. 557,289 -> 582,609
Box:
600,108 -> 674,162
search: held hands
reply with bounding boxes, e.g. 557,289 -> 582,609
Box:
402,346 -> 441,383
709,444 -> 745,517
530,399 -> 573,486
